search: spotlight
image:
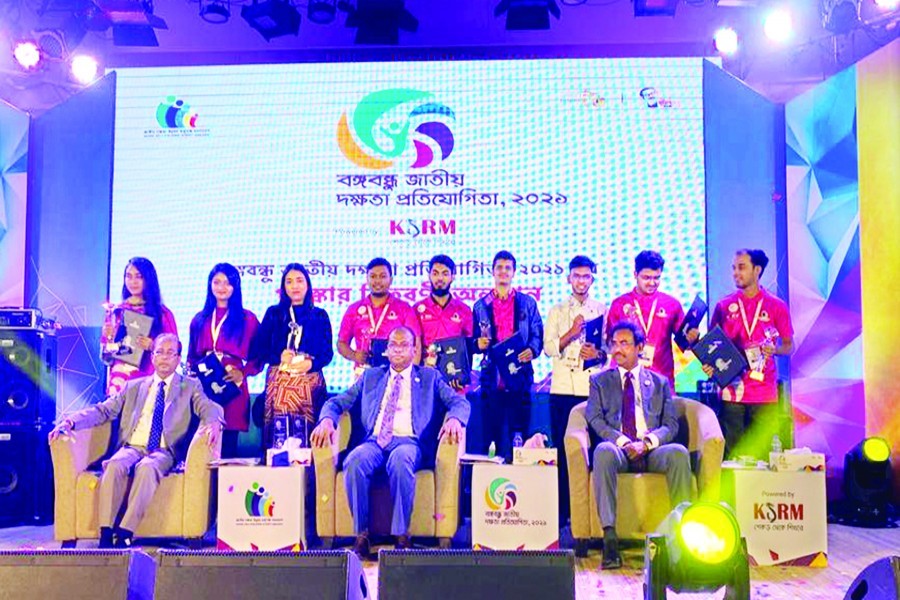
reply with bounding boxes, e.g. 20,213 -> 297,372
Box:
839,437 -> 896,527
71,54 -> 99,84
341,0 -> 418,45
714,27 -> 739,54
241,0 -> 301,41
874,0 -> 899,9
764,8 -> 793,42
199,0 -> 231,23
644,502 -> 750,600
13,41 -> 42,70
308,0 -> 337,23
821,0 -> 860,34
494,0 -> 561,30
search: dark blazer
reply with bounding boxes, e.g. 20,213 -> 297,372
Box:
68,373 -> 224,461
586,367 -> 678,446
472,291 -> 544,392
319,364 -> 470,466
250,304 -> 334,373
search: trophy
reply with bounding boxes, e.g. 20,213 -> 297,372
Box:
748,326 -> 779,382
100,301 -> 130,365
425,342 -> 439,367
478,320 -> 491,342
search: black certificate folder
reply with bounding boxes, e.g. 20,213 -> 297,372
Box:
693,326 -> 748,388
490,335 -> 528,386
583,315 -> 605,370
674,294 -> 708,352
434,336 -> 471,386
195,353 -> 241,405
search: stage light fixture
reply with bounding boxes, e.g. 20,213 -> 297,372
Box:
199,0 -> 231,23
821,0 -> 861,33
241,0 -> 301,40
634,0 -> 679,17
13,41 -> 42,70
308,0 -> 338,23
714,27 -> 739,54
340,0 -> 418,45
87,0 -> 169,47
840,437 -> 895,527
494,0 -> 561,30
71,54 -> 99,84
764,8 -> 793,42
644,502 -> 750,600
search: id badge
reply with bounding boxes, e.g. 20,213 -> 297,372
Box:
640,344 -> 656,367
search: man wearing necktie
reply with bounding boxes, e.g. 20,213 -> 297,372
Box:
49,334 -> 224,549
311,326 -> 469,559
586,322 -> 690,570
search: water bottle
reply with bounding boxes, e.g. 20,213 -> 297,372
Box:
488,441 -> 496,458
771,434 -> 783,455
513,432 -> 524,448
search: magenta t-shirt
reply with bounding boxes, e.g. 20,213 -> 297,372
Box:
338,294 -> 421,352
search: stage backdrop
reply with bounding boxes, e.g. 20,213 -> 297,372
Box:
108,57 -> 710,393
786,39 -> 900,493
0,100 -> 28,307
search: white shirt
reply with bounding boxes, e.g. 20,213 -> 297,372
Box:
373,365 -> 415,438
543,295 -> 606,396
614,365 -> 660,450
129,373 -> 175,448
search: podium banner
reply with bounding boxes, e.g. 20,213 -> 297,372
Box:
472,464 -> 558,550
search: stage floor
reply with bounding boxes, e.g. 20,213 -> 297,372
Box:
2,524 -> 897,598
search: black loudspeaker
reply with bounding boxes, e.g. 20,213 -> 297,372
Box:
0,550 -> 155,599
0,328 -> 57,429
155,550 -> 369,600
0,427 -> 53,526
378,550 -> 576,599
844,556 -> 900,600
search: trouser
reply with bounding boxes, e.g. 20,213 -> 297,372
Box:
591,442 -> 691,529
98,445 -> 175,533
480,388 -> 531,462
720,401 -> 780,460
343,437 -> 421,536
549,393 -> 586,526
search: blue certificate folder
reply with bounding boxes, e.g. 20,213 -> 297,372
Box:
490,334 -> 528,386
674,294 -> 708,352
433,336 -> 471,386
582,315 -> 606,370
368,339 -> 390,368
693,326 -> 748,388
195,353 -> 241,405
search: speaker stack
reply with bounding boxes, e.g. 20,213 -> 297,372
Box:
0,310 -> 58,527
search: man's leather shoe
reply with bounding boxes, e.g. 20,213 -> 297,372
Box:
601,530 -> 622,570
395,534 -> 413,550
352,533 -> 371,560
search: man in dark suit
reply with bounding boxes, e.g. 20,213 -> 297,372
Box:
49,334 -> 224,548
587,321 -> 690,569
311,325 -> 469,558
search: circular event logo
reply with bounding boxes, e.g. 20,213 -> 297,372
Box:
485,477 -> 518,511
337,88 -> 455,170
245,482 -> 275,517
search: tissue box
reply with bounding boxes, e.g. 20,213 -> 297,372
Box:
512,447 -> 558,466
769,450 -> 825,472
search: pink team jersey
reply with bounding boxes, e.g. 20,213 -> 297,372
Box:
711,288 -> 793,404
607,289 -> 685,386
413,295 -> 474,347
338,294 -> 421,352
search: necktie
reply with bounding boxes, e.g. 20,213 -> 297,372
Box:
376,373 -> 403,448
147,380 -> 166,452
621,372 -> 637,441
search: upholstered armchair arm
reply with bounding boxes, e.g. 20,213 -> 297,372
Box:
680,398 -> 725,501
182,426 -> 221,538
564,401 -> 592,539
312,412 -> 352,538
51,422 -> 112,541
434,425 -> 465,538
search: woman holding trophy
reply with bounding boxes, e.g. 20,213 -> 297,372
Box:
101,257 -> 178,396
187,263 -> 261,458
250,263 -> 334,451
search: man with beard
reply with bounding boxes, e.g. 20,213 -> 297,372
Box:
338,258 -> 421,377
705,249 -> 793,460
588,321 -> 690,569
413,255 -> 474,390
543,255 -> 606,527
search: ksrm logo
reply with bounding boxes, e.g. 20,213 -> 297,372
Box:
389,219 -> 457,238
754,502 -> 804,523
